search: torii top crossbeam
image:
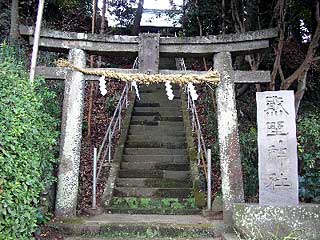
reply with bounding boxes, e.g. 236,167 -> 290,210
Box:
21,25 -> 276,57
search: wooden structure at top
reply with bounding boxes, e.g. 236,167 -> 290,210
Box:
20,25 -> 277,224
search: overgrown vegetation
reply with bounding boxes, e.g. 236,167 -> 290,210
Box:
112,197 -> 196,209
0,44 -> 60,239
297,112 -> 320,203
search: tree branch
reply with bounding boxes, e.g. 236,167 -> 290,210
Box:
282,1 -> 320,89
270,0 -> 286,90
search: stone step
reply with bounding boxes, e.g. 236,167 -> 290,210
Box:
139,94 -> 182,101
130,120 -> 184,127
118,169 -> 190,180
54,214 -> 224,238
108,197 -> 199,215
122,155 -> 187,163
134,102 -> 160,107
127,135 -> 186,143
114,187 -> 193,198
121,162 -> 190,171
124,148 -> 187,155
125,141 -> 187,149
139,93 -> 182,100
132,111 -> 161,116
66,237 -> 217,240
104,207 -> 201,215
129,126 -> 185,136
133,107 -> 182,114
133,111 -> 182,117
131,116 -> 183,122
116,178 -> 192,188
135,100 -> 181,107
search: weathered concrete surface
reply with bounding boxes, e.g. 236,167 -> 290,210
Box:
160,40 -> 270,56
211,195 -> 223,212
234,203 -> 320,240
257,91 -> 299,206
214,52 -> 244,225
138,33 -> 160,74
234,71 -> 270,83
55,49 -> 86,217
35,66 -> 139,80
87,213 -> 218,224
160,28 -> 277,44
53,214 -> 226,238
21,25 -> 276,44
222,233 -> 240,240
20,25 -> 277,56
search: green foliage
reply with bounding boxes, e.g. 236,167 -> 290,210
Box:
299,173 -> 320,203
239,127 -> 259,200
0,2 -> 10,42
104,95 -> 118,115
297,112 -> 320,203
109,0 -> 138,28
112,197 -> 196,210
181,0 -> 223,36
0,44 -> 59,239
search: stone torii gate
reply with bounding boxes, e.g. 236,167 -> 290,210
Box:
20,26 -> 277,224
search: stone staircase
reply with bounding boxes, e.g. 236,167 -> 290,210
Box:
107,84 -> 198,215
51,84 -> 234,240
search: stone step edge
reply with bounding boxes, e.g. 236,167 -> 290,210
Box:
53,221 -> 223,238
66,237 -> 220,240
104,207 -> 201,215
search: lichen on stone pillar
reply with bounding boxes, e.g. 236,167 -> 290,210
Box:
214,52 -> 244,226
55,48 -> 86,218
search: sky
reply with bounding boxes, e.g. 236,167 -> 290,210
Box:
100,0 -> 183,27
144,0 -> 183,10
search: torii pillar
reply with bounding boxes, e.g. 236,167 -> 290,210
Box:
55,48 -> 86,217
214,52 -> 245,225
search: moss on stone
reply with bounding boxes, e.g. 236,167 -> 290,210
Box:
194,190 -> 206,208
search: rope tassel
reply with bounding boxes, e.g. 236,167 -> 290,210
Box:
165,81 -> 174,100
99,76 -> 107,96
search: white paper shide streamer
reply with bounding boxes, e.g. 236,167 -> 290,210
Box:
165,81 -> 174,100
132,81 -> 140,100
99,76 -> 107,96
187,83 -> 199,101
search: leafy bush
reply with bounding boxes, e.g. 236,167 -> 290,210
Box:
297,112 -> 320,203
0,44 -> 59,239
104,95 -> 118,115
239,127 -> 259,200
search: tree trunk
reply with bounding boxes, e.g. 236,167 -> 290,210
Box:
9,0 -> 20,44
294,71 -> 307,116
131,0 -> 144,35
91,0 -> 98,34
98,0 -> 108,67
100,0 -> 108,34
221,0 -> 226,34
87,0 -> 98,139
